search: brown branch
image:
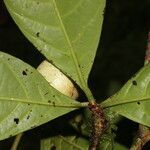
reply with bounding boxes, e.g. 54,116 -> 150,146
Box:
88,102 -> 106,150
130,125 -> 150,150
11,133 -> 23,150
144,31 -> 150,65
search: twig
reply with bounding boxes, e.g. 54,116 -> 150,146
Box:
130,125 -> 150,150
88,102 -> 106,150
11,133 -> 23,150
144,32 -> 150,65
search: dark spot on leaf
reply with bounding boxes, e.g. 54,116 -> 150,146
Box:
36,32 -> 40,37
137,102 -> 140,105
53,95 -> 55,98
79,65 -> 81,68
22,70 -> 27,76
48,100 -> 51,103
27,115 -> 30,119
40,115 -> 43,117
51,145 -> 56,150
30,109 -> 32,112
9,135 -> 13,138
44,92 -> 48,95
37,1 -> 39,4
52,102 -> 55,107
30,72 -> 33,74
25,69 -> 28,72
28,103 -> 30,106
132,80 -> 137,86
8,58 -> 10,61
31,125 -> 37,129
14,118 -> 19,124
71,91 -> 74,97
49,60 -> 53,64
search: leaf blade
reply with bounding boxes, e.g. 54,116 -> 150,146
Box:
102,64 -> 150,126
0,52 -> 84,140
4,0 -> 105,94
41,135 -> 89,150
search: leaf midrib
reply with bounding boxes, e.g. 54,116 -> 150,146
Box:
52,0 -> 86,89
0,96 -> 87,108
102,97 -> 150,108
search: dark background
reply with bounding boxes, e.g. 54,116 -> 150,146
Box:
0,0 -> 150,149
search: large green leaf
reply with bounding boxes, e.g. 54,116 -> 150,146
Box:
4,0 -> 105,96
41,135 -> 89,150
102,64 -> 150,126
0,52 -> 86,140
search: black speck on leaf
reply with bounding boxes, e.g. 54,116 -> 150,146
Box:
27,115 -> 30,119
44,92 -> 49,95
51,145 -> 56,150
37,1 -> 39,4
36,32 -> 40,37
31,125 -> 37,129
9,135 -> 13,138
28,103 -> 30,106
52,102 -> 56,107
49,60 -> 53,64
132,80 -> 137,86
14,118 -> 19,124
40,115 -> 43,117
53,95 -> 55,98
137,102 -> 140,105
22,70 -> 27,76
48,100 -> 51,103
8,58 -> 10,61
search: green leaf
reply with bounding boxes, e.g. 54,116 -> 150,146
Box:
99,134 -> 114,150
102,64 -> 150,126
0,52 -> 86,140
114,143 -> 128,150
41,135 -> 89,150
4,0 -> 105,97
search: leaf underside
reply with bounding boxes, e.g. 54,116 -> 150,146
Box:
102,64 -> 150,126
0,52 -> 82,140
41,135 -> 89,150
4,0 -> 105,91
